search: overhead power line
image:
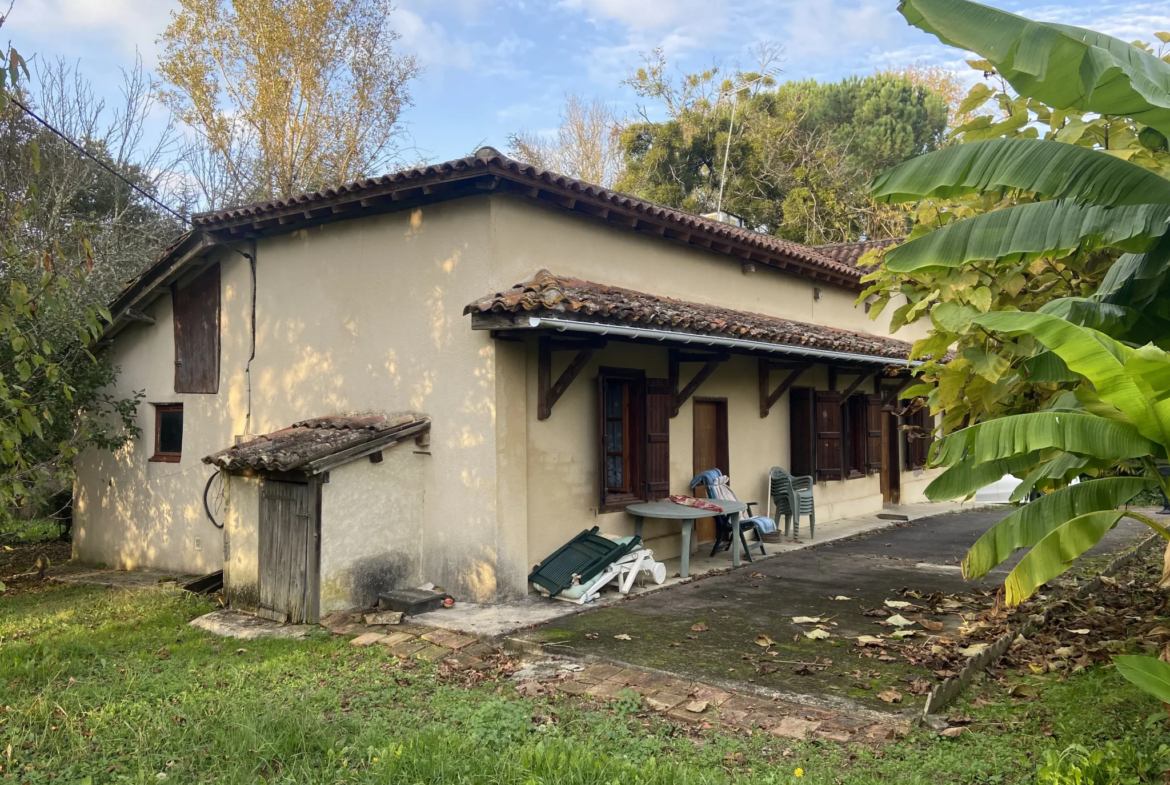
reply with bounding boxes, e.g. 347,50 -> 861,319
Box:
6,92 -> 190,226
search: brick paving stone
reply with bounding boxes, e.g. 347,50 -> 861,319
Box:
767,717 -> 822,740
557,680 -> 593,696
814,728 -> 854,743
666,707 -> 707,725
377,632 -> 416,647
586,679 -> 631,699
611,669 -> 653,687
387,640 -> 428,658
421,630 -> 478,650
414,645 -> 452,662
718,709 -> 751,729
442,651 -> 482,670
461,643 -> 498,658
579,664 -> 623,682
350,632 -> 387,647
860,724 -> 897,743
644,692 -> 687,711
689,686 -> 732,706
722,694 -> 768,713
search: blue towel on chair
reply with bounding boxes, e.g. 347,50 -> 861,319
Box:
744,515 -> 777,534
690,469 -> 723,489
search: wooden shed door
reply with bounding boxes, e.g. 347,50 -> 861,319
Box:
258,480 -> 319,624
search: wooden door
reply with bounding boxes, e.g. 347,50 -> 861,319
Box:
693,399 -> 729,543
258,479 -> 319,624
882,410 -> 901,504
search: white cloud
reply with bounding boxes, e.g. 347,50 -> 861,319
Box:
7,0 -> 177,63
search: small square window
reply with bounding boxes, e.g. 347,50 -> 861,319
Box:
152,404 -> 183,462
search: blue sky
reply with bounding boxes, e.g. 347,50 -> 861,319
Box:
5,0 -> 1170,168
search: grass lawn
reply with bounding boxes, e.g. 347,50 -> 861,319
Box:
2,581 -> 1169,784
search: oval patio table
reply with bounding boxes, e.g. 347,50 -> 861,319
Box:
625,499 -> 749,578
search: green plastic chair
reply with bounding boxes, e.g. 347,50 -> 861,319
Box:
769,466 -> 816,540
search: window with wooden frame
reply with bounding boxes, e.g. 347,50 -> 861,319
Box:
173,262 -> 221,394
597,369 -> 671,512
151,404 -> 183,462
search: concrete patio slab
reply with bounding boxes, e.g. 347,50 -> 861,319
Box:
413,500 -> 979,638
510,508 -> 1150,717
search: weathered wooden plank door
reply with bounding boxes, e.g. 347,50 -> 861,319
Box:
693,399 -> 729,543
258,479 -> 319,624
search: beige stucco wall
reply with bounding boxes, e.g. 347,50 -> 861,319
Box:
75,190 -> 935,607
319,445 -> 428,612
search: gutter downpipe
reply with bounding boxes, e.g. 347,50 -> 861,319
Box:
526,316 -> 923,368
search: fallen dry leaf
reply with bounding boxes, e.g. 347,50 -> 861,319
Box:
1070,629 -> 1091,635
940,727 -> 965,738
755,634 -> 775,647
686,700 -> 709,713
877,689 -> 902,704
831,595 -> 854,601
856,635 -> 885,646
691,623 -> 709,632
958,644 -> 988,657
885,614 -> 915,628
792,616 -> 822,624
804,629 -> 831,640
915,616 -> 944,632
613,633 -> 632,641
884,600 -> 911,609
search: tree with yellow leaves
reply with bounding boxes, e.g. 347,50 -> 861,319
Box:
158,0 -> 418,208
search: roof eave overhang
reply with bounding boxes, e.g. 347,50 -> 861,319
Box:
473,310 -> 919,369
191,161 -> 863,290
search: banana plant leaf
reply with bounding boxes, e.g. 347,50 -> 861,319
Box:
1004,510 -> 1123,604
932,410 -> 1157,468
1007,452 -> 1092,502
884,200 -> 1170,272
963,477 -> 1154,578
899,0 -> 1170,135
1114,655 -> 1170,704
871,137 -> 1170,206
1021,351 -> 1079,383
1037,298 -> 1139,334
973,313 -> 1170,444
924,451 -> 1042,500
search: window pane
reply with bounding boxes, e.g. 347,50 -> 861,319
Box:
605,380 -> 625,418
606,419 -> 624,453
158,409 -> 183,455
606,454 -> 624,489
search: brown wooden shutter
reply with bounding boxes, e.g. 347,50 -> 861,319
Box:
815,391 -> 842,481
789,387 -> 815,476
865,395 -> 883,475
644,378 -> 671,499
905,408 -> 930,471
173,263 -> 221,394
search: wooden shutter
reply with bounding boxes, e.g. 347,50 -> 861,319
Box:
789,387 -> 815,476
173,263 -> 221,394
815,391 -> 842,481
644,379 -> 671,500
865,395 -> 883,475
905,408 -> 930,471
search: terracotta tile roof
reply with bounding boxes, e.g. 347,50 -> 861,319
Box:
813,237 -> 902,269
465,270 -> 914,362
188,148 -> 859,288
203,413 -> 430,474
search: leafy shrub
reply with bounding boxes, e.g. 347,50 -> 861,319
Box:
1036,741 -> 1170,785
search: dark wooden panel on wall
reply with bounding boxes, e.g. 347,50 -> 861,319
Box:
815,391 -> 843,481
865,395 -> 884,475
789,387 -> 815,477
645,378 -> 672,500
173,262 -> 221,394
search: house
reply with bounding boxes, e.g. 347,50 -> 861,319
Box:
73,147 -> 938,622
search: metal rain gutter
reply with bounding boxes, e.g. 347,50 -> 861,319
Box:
526,316 -> 922,368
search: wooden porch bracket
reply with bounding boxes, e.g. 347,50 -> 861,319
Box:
759,359 -> 809,418
669,348 -> 729,417
838,370 -> 878,405
882,375 -> 920,407
537,335 -> 605,420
